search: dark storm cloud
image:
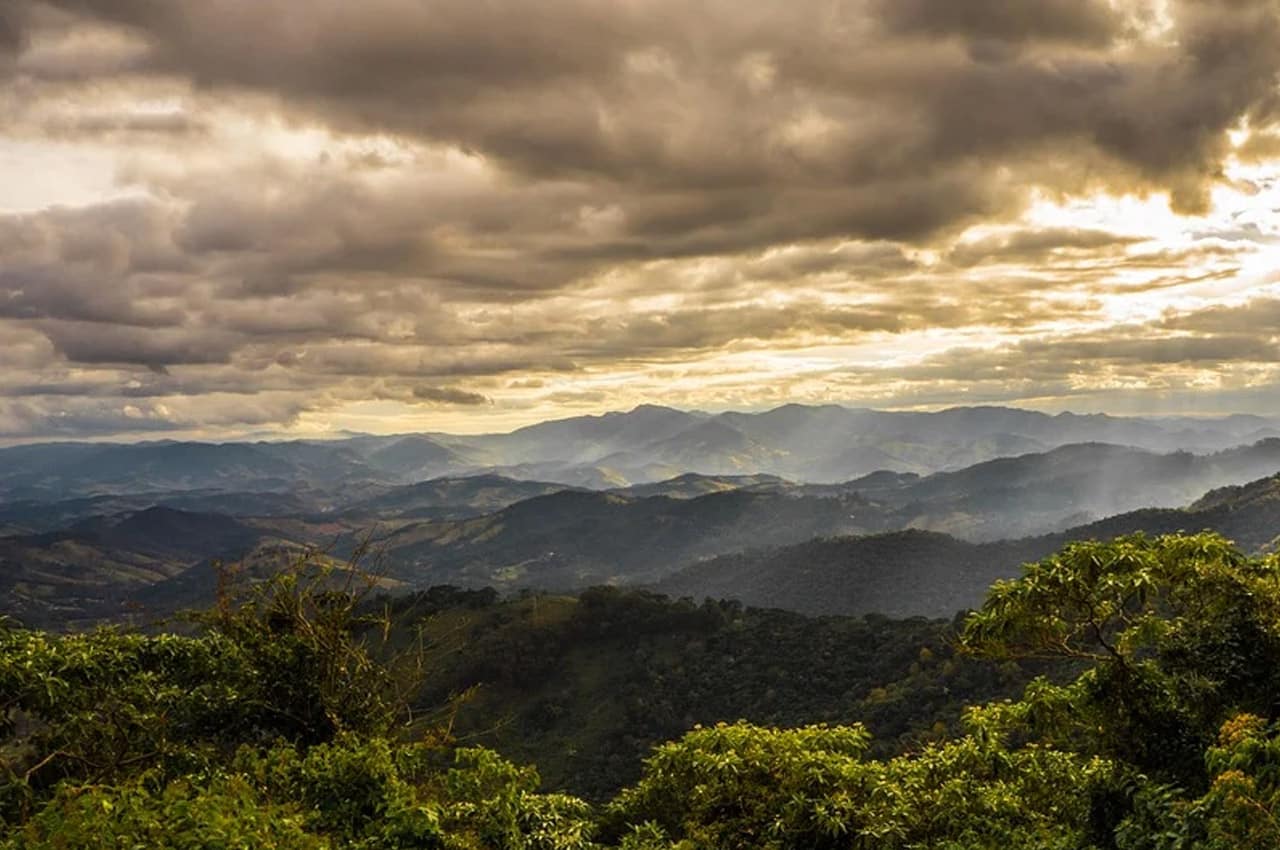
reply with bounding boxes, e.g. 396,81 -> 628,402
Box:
11,0 -> 1280,231
174,180 -> 436,271
151,164 -> 620,301
0,266 -> 183,327
0,199 -> 187,276
38,322 -> 239,370
412,386 -> 492,406
0,200 -> 193,337
875,0 -> 1124,44
0,182 -> 1244,408
0,6 -> 26,56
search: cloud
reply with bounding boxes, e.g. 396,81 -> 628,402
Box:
412,385 -> 491,406
1159,296 -> 1280,336
947,227 -> 1146,267
858,300 -> 1280,390
875,0 -> 1125,45
42,109 -> 206,140
0,6 -> 25,57
38,322 -> 238,370
0,0 -> 1277,437
0,387 -> 318,439
9,0 -> 1279,228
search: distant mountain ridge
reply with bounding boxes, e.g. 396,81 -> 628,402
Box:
338,475 -> 577,521
847,438 -> 1280,540
3,405 -> 1278,501
360,487 -> 877,590
658,473 -> 1280,618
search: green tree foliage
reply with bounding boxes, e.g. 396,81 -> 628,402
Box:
1113,713 -> 1280,849
8,773 -> 327,850
603,720 -> 1117,849
0,567 -> 596,849
1,568 -> 405,819
5,736 -> 597,850
7,532 -> 1280,847
408,587 -> 1047,797
962,533 -> 1280,788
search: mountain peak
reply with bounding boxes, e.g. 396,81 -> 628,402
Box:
627,404 -> 687,416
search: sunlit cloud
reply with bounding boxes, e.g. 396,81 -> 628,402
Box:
0,0 -> 1279,439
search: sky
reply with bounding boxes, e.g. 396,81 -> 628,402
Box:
1,0 -> 1279,440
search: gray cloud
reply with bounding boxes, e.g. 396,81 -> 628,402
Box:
0,0 -> 1277,437
8,0 -> 1278,230
42,109 -> 206,140
0,6 -> 25,56
38,322 -> 238,370
0,392 -> 314,439
947,228 -> 1146,267
875,0 -> 1125,45
1160,297 -> 1280,335
874,317 -> 1280,387
412,385 -> 492,406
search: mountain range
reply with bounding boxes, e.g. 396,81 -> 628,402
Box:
3,404 -> 1280,628
2,464 -> 1277,628
4,405 -> 1278,503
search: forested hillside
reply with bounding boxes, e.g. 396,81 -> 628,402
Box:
6,532 -> 1280,847
3,407 -> 1276,503
657,530 -> 1044,618
390,587 -> 1051,798
363,488 -> 880,590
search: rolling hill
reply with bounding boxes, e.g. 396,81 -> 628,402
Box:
338,474 -> 578,521
657,531 -> 1044,619
0,507 -> 270,627
862,438 -> 1280,539
658,473 -> 1280,617
363,488 -> 881,589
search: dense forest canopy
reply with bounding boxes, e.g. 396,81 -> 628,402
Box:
4,532 -> 1280,848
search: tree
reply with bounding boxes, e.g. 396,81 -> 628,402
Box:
603,720 -> 1115,849
1,563 -> 597,849
1,563 -> 408,820
961,533 -> 1280,788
